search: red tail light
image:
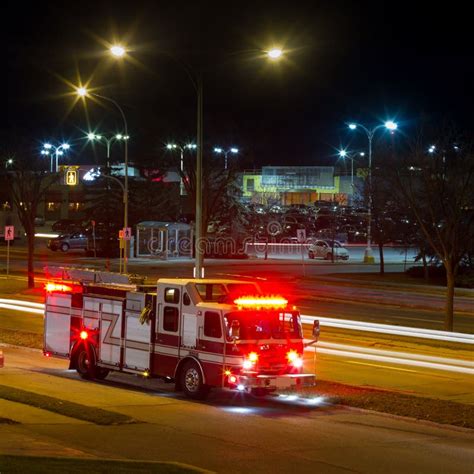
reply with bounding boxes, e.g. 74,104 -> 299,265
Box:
79,330 -> 88,340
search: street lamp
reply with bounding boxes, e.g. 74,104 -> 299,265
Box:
41,142 -> 71,172
348,120 -> 398,263
166,143 -> 197,196
86,132 -> 129,169
338,149 -> 366,188
213,147 -> 239,170
106,45 -> 283,278
267,48 -> 283,60
77,87 -> 130,273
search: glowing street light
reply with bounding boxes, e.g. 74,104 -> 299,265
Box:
213,147 -> 239,169
166,143 -> 197,197
338,148 -> 366,190
41,142 -> 71,172
347,119 -> 399,263
86,132 -> 128,169
77,86 -> 130,273
267,48 -> 283,60
110,45 -> 126,57
105,44 -> 285,278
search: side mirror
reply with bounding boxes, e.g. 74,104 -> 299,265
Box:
312,320 -> 320,340
230,320 -> 240,340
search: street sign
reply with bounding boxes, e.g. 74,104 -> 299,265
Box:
4,226 -> 14,241
296,229 -> 306,243
123,227 -> 132,241
66,168 -> 77,186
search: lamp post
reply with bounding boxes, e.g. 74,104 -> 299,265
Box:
105,44 -> 284,278
348,120 -> 398,263
41,142 -> 70,172
213,147 -> 239,170
87,132 -> 129,169
338,149 -> 365,188
77,87 -> 130,273
166,143 -> 197,196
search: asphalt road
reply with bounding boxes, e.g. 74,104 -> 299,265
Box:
1,346 -> 473,473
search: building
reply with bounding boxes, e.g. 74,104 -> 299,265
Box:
241,166 -> 363,205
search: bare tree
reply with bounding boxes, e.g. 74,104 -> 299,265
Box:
393,131 -> 474,331
4,149 -> 58,288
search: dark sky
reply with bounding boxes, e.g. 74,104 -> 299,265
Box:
4,1 -> 473,168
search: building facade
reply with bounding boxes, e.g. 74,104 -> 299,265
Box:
241,166 -> 362,205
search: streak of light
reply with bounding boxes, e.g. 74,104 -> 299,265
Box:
305,343 -> 474,375
301,315 -> 474,345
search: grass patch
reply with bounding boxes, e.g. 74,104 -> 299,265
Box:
0,456 -> 207,473
0,385 -> 138,426
0,328 -> 43,349
299,380 -> 474,428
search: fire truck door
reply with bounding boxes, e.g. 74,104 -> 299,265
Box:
155,285 -> 183,373
197,310 -> 225,362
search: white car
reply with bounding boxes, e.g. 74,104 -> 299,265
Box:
308,240 -> 349,261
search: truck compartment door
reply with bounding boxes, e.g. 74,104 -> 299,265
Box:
96,299 -> 124,367
44,294 -> 72,356
124,292 -> 154,371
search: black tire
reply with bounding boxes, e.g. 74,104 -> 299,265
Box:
75,345 -> 95,379
60,243 -> 70,252
94,367 -> 110,380
308,250 -> 315,259
180,360 -> 210,400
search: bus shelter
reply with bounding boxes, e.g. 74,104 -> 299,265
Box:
136,221 -> 193,258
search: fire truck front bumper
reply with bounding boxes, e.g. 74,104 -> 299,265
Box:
233,373 -> 316,392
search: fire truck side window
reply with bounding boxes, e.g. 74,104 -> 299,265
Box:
165,288 -> 180,304
163,307 -> 179,332
204,311 -> 222,339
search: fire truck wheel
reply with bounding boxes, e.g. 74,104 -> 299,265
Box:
94,368 -> 110,380
76,346 -> 96,379
180,361 -> 209,400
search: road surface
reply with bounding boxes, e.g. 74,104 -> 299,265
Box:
0,346 -> 473,473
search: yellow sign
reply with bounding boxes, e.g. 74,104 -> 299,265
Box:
66,169 -> 77,186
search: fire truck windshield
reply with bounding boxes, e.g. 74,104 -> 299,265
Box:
225,311 -> 303,340
195,283 -> 260,302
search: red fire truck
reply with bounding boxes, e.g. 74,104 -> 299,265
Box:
43,270 -> 319,399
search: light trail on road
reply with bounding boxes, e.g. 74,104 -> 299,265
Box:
306,341 -> 474,375
301,315 -> 474,344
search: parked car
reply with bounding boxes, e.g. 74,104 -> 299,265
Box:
47,232 -> 89,252
308,240 -> 349,260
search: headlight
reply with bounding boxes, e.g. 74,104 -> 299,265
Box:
287,350 -> 303,368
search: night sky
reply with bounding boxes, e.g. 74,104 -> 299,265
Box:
4,1 -> 473,168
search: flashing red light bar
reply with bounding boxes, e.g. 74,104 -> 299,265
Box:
45,282 -> 73,293
233,295 -> 288,309
79,330 -> 88,340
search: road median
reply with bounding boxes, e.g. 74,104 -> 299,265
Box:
299,380 -> 474,429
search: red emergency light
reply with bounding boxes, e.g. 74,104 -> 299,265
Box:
45,282 -> 73,293
233,295 -> 288,310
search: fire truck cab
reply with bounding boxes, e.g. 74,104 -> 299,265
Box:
44,273 -> 319,399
